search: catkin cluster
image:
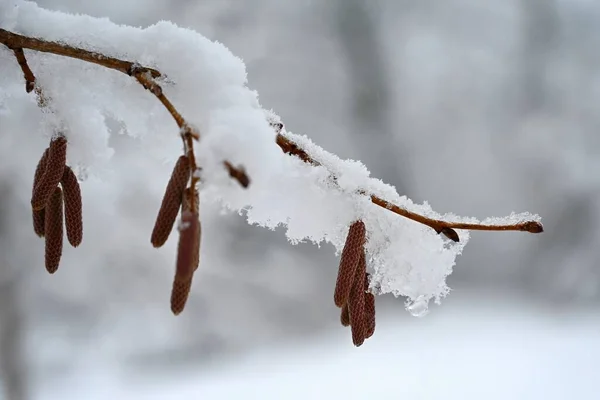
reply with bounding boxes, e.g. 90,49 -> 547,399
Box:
151,155 -> 201,315
30,143 -> 202,316
334,220 -> 376,346
30,135 -> 83,273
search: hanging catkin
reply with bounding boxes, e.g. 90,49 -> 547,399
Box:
31,136 -> 67,211
333,220 -> 366,308
340,302 -> 350,327
348,250 -> 367,346
181,187 -> 201,271
170,209 -> 200,315
32,148 -> 49,237
61,165 -> 83,247
151,156 -> 190,247
170,277 -> 193,316
44,187 -> 64,274
364,273 -> 376,339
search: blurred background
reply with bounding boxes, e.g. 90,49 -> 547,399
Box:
1,0 -> 600,398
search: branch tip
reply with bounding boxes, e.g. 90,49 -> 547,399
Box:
522,221 -> 544,234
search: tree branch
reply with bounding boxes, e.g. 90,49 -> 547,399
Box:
1,28 -> 542,241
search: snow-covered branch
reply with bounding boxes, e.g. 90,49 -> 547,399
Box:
274,127 -> 543,239
0,0 -> 543,346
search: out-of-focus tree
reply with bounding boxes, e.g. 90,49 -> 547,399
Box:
0,181 -> 28,400
335,0 -> 410,190
515,0 -> 560,117
510,0 -> 600,303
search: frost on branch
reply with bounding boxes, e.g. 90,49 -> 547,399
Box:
0,1 -> 542,344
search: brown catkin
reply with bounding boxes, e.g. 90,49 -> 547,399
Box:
61,166 -> 83,247
181,187 -> 201,271
174,210 -> 200,283
32,148 -> 49,237
170,277 -> 193,315
151,156 -> 190,247
44,187 -> 63,274
31,136 -> 67,211
364,273 -> 376,339
349,249 -> 367,346
334,220 -> 366,308
340,302 -> 350,327
181,187 -> 199,213
33,209 -> 46,237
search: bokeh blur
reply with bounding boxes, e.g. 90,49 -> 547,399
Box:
1,0 -> 600,399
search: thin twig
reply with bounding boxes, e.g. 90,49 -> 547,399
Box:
1,28 -> 160,78
0,28 -> 250,191
133,69 -> 200,210
10,47 -> 35,93
275,127 -> 543,241
9,47 -> 49,108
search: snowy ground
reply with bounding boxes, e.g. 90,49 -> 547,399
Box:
38,295 -> 600,400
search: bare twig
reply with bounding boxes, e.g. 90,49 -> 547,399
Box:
8,46 -> 48,108
133,70 -> 200,210
0,28 -> 249,191
275,128 -> 543,241
0,28 -> 160,78
9,47 -> 35,93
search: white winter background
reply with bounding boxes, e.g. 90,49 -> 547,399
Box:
1,0 -> 599,399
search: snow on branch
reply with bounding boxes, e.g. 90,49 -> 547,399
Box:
0,1 -> 542,346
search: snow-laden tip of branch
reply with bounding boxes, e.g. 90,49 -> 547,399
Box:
0,0 -> 542,316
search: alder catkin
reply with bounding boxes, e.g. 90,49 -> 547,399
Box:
340,302 -> 350,327
170,277 -> 193,315
333,220 -> 366,308
349,250 -> 367,347
44,187 -> 63,274
364,273 -> 376,339
151,156 -> 190,247
32,148 -> 49,237
181,187 -> 199,213
61,166 -> 83,247
174,210 -> 200,284
33,209 -> 46,238
170,210 -> 200,315
31,136 -> 67,211
181,187 -> 201,271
